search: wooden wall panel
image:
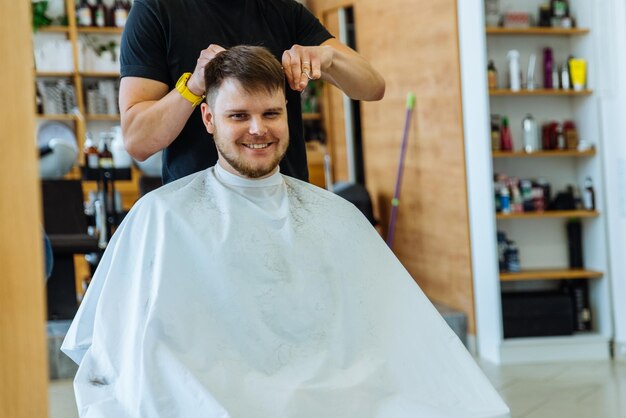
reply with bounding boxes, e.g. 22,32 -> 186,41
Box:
309,0 -> 476,332
0,1 -> 49,416
321,9 -> 349,183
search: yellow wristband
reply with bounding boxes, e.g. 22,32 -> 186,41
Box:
175,72 -> 205,107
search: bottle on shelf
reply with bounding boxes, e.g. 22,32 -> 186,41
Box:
76,0 -> 93,27
510,181 -> 523,213
487,60 -> 498,90
536,178 -> 551,210
522,114 -> 538,153
110,126 -> 132,168
526,53 -> 536,90
582,177 -> 595,210
569,184 -> 583,210
497,231 -> 508,270
566,219 -> 584,268
499,184 -> 511,214
560,62 -> 570,90
520,179 -> 534,212
543,48 -> 554,89
113,0 -> 129,28
506,50 -> 521,92
98,133 -> 114,169
500,116 -> 513,151
84,132 -> 99,169
490,115 -> 501,151
551,64 -> 560,90
35,84 -> 43,114
484,0 -> 500,27
504,240 -> 520,272
556,123 -> 566,149
563,120 -> 578,150
538,4 -> 552,27
94,0 -> 107,27
550,0 -> 570,26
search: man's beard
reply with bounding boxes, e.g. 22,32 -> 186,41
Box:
214,134 -> 289,179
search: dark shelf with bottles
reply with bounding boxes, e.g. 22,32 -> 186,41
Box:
35,25 -> 71,33
485,27 -> 589,36
496,210 -> 599,219
489,88 -> 592,97
75,0 -> 131,31
81,166 -> 131,182
77,27 -> 124,35
493,149 -> 595,158
499,268 -> 602,281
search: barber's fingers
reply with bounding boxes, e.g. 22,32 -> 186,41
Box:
282,45 -> 319,92
282,49 -> 302,91
189,44 -> 226,94
200,44 -> 226,61
196,44 -> 226,72
307,56 -> 322,80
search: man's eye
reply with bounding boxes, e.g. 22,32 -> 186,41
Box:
230,114 -> 248,120
264,112 -> 281,118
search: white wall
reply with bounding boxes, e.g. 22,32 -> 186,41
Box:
457,0 -> 503,363
596,0 -> 626,359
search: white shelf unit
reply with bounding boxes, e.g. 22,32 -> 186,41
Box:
33,3 -> 123,158
459,0 -> 613,364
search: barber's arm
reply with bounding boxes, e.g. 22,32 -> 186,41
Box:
282,38 -> 385,101
119,44 -> 225,161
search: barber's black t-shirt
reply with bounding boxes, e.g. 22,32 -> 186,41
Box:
121,0 -> 333,184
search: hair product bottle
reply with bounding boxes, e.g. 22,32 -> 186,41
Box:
543,48 -> 554,89
522,114 -> 538,153
488,60 -> 498,90
507,50 -> 521,91
582,177 -> 595,210
500,116 -> 513,151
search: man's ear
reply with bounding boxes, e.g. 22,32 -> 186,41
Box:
200,103 -> 215,134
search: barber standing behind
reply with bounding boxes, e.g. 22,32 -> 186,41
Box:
119,0 -> 385,184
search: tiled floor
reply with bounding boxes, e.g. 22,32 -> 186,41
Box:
49,378 -> 78,418
477,359 -> 626,418
50,360 -> 626,418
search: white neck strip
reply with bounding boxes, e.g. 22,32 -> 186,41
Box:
214,163 -> 282,188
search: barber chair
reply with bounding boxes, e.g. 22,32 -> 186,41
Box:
333,182 -> 377,226
138,175 -> 162,196
42,179 -> 99,319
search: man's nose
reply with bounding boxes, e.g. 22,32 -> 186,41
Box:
249,117 -> 268,135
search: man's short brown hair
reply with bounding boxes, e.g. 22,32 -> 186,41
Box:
204,45 -> 285,107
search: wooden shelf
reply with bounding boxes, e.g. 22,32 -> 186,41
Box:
34,26 -> 70,33
36,114 -> 77,121
486,27 -> 590,36
80,71 -> 120,78
77,27 -> 124,35
490,88 -> 592,96
36,26 -> 123,36
493,149 -> 596,158
302,112 -> 321,121
86,114 -> 120,121
500,268 -> 603,281
497,210 -> 599,219
35,71 -> 75,78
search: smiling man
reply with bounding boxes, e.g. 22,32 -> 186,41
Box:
62,46 -> 509,418
200,46 -> 289,180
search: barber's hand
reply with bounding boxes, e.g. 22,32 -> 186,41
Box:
187,44 -> 226,96
282,44 -> 333,92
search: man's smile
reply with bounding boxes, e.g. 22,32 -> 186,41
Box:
242,143 -> 272,149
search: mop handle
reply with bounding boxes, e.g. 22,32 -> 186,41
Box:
386,92 -> 416,248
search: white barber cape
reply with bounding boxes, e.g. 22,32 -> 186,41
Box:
62,164 -> 509,418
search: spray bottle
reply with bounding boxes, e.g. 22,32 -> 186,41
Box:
507,50 -> 521,91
